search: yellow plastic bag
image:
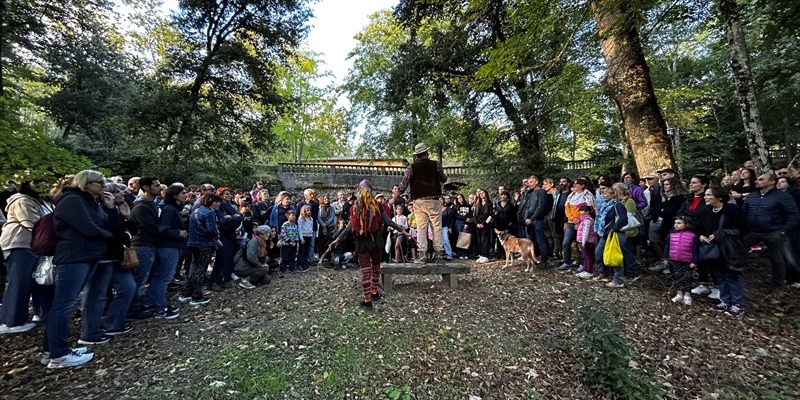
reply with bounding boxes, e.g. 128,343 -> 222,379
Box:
603,232 -> 624,267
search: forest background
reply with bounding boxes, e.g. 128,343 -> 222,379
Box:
0,0 -> 797,188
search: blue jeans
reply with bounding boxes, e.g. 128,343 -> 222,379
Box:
307,234 -> 316,263
562,223 -> 577,264
145,247 -> 180,311
298,237 -> 312,269
712,266 -> 745,305
132,246 -> 157,311
1,249 -> 38,327
81,262 -> 115,340
441,227 -> 453,258
595,233 -> 627,284
103,267 -> 136,331
212,236 -> 235,284
531,220 -> 550,263
45,263 -> 95,357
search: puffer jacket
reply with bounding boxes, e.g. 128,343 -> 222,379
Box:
743,188 -> 800,233
188,206 -> 220,247
666,230 -> 695,263
53,188 -> 116,265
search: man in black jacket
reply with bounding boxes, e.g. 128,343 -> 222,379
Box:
128,176 -> 164,319
523,176 -> 550,264
743,173 -> 800,291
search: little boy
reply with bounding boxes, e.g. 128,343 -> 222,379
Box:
278,210 -> 300,277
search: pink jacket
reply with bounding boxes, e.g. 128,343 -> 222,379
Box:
577,214 -> 598,244
668,230 -> 695,263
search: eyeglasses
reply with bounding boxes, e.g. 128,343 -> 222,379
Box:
777,171 -> 788,175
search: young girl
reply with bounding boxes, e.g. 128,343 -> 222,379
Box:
406,203 -> 418,262
575,205 -> 599,279
297,205 -> 314,272
663,217 -> 697,305
389,205 -> 408,263
278,210 -> 300,277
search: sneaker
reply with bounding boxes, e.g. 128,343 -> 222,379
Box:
178,294 -> 193,303
691,285 -> 711,295
104,325 -> 134,336
592,275 -> 606,281
575,265 -> 586,274
713,302 -> 729,312
47,350 -> 94,369
172,274 -> 185,283
557,264 -> 571,271
576,271 -> 594,279
671,292 -> 684,303
725,304 -> 744,317
682,293 -> 693,306
155,307 -> 180,320
41,347 -> 89,365
414,256 -> 428,264
231,273 -> 241,281
238,279 -> 256,289
662,267 -> 671,275
443,255 -> 453,261
189,296 -> 211,306
201,287 -> 211,296
360,300 -> 373,310
371,292 -> 383,302
77,335 -> 112,345
167,282 -> 182,292
476,256 -> 489,264
707,288 -> 720,300
606,281 -> 624,288
32,315 -> 42,322
126,310 -> 155,320
278,273 -> 285,278
0,322 -> 36,334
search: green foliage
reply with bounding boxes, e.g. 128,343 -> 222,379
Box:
384,385 -> 413,400
0,125 -> 93,184
572,303 -> 665,400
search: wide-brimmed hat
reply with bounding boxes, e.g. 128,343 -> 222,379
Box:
413,143 -> 429,155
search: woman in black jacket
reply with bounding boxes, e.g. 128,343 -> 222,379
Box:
473,188 -> 493,263
44,170 -> 116,368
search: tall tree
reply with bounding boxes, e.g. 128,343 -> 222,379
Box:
718,0 -> 771,171
591,0 -> 676,175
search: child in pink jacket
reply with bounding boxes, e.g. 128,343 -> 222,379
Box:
663,217 -> 697,305
575,205 -> 598,279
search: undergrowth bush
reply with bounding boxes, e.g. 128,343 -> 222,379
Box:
572,305 -> 665,400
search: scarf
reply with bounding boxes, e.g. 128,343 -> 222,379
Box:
595,199 -> 616,237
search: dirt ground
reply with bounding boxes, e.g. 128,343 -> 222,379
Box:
1,253 -> 799,400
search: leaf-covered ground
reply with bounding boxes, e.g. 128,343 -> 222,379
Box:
2,254 -> 799,400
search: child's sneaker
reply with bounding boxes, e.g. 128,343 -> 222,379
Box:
47,350 -> 94,368
671,291 -> 684,303
682,293 -> 693,306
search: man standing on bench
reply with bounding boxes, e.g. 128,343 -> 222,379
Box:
331,180 -> 411,310
393,143 -> 449,264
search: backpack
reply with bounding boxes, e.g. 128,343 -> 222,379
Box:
30,213 -> 57,256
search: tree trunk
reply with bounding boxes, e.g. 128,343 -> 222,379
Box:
718,0 -> 772,172
592,0 -> 676,177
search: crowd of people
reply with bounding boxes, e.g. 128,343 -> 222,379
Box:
1,158 -> 799,368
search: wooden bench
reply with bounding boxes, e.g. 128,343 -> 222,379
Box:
380,263 -> 471,293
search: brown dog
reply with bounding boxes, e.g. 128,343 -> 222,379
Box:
495,229 -> 540,272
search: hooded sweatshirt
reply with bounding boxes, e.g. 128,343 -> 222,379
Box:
0,193 -> 44,257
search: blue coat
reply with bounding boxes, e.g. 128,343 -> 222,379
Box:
743,188 -> 800,233
53,188 -> 116,265
188,206 -> 220,247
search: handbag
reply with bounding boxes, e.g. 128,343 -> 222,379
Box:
621,211 -> 642,230
698,215 -> 725,262
33,256 -> 55,285
456,231 -> 472,249
121,246 -> 140,270
603,232 -> 624,267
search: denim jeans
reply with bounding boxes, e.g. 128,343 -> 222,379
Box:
413,199 -> 443,255
441,227 -> 453,258
143,247 -> 180,311
562,223 -> 577,264
298,237 -> 312,270
1,249 -> 39,327
132,245 -> 157,311
712,265 -> 745,305
212,236 -> 235,284
103,267 -> 136,331
307,233 -> 316,263
531,220 -> 550,263
280,244 -> 298,272
81,262 -> 115,340
45,263 -> 95,357
595,233 -> 625,284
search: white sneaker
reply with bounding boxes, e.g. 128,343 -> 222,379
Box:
0,322 -> 36,334
476,256 -> 489,264
691,285 -> 711,295
671,292 -> 683,303
47,350 -> 94,368
683,293 -> 693,306
32,315 -> 42,322
238,279 -> 256,290
230,273 -> 241,281
41,347 -> 89,365
707,288 -> 720,300
577,271 -> 594,279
